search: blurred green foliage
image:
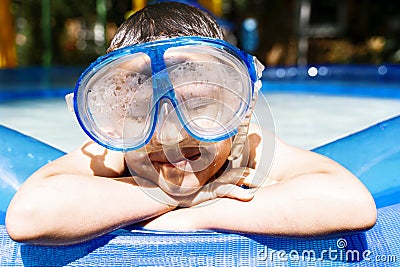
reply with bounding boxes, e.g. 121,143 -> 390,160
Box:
9,0 -> 400,67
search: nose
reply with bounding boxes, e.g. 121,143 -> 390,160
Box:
155,100 -> 185,144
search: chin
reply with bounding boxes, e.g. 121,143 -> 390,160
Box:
125,138 -> 232,196
156,166 -> 211,196
159,179 -> 202,196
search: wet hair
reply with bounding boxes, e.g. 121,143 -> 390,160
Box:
107,2 -> 224,52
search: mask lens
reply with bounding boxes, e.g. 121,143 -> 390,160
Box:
164,46 -> 252,140
122,79 -> 153,140
78,52 -> 154,149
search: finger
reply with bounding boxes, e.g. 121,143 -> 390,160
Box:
214,184 -> 254,201
217,167 -> 250,184
220,167 -> 259,188
239,167 -> 268,188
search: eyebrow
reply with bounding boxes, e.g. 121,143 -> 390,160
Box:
118,53 -> 152,73
163,47 -> 223,64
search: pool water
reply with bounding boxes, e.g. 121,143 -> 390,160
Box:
1,92 -> 400,152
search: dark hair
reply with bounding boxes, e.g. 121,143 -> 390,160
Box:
107,2 -> 224,52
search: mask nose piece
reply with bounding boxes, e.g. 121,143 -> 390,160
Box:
155,100 -> 185,145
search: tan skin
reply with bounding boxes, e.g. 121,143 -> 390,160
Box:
5,118 -> 377,245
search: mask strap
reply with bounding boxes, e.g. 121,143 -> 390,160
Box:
228,90 -> 258,161
228,56 -> 264,161
65,93 -> 74,112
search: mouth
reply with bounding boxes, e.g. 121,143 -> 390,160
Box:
150,148 -> 201,165
169,153 -> 201,164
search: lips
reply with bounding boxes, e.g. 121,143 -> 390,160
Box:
149,147 -> 201,164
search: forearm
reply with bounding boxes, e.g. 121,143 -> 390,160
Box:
144,172 -> 376,236
6,174 -> 176,245
200,184 -> 372,236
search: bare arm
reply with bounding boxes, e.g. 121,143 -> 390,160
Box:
141,137 -> 377,236
5,140 -> 253,245
5,141 -> 177,245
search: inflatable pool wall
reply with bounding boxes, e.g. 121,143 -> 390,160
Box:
313,115 -> 400,208
1,116 -> 400,266
0,125 -> 64,225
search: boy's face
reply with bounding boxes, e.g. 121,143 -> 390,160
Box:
125,122 -> 232,196
71,37 -> 262,196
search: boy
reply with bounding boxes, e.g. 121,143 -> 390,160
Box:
6,2 -> 376,245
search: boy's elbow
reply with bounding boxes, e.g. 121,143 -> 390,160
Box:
6,202 -> 46,243
331,171 -> 377,232
358,198 -> 377,230
347,190 -> 377,232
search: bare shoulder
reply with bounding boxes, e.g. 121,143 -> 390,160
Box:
30,140 -> 126,180
242,123 -> 354,186
269,137 -> 340,181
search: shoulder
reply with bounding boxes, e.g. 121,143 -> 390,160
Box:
33,140 -> 127,179
234,123 -> 343,185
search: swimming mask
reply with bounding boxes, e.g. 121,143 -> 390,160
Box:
66,36 -> 264,155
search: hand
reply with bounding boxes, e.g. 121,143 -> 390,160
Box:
173,167 -> 258,207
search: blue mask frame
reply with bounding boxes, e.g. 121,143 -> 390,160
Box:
73,36 -> 263,151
